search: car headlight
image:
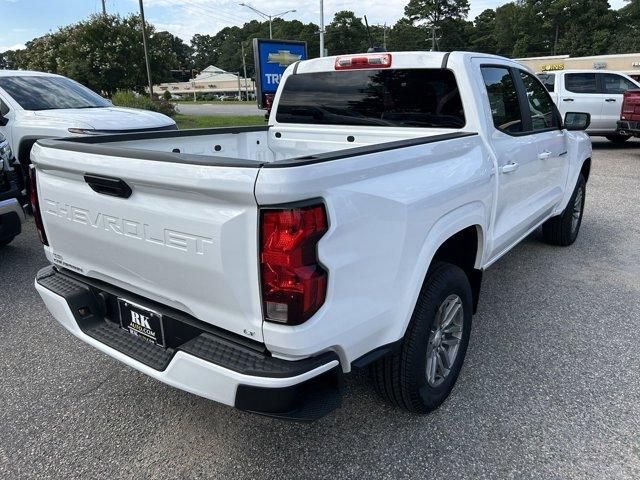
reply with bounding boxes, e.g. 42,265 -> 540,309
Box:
68,128 -> 100,135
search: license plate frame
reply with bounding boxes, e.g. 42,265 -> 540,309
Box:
118,299 -> 166,348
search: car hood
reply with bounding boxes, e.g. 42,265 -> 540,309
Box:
33,107 -> 175,130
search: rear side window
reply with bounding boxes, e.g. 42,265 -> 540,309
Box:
565,73 -> 598,93
601,73 -> 638,95
536,73 -> 555,92
520,71 -> 558,130
481,67 -> 523,134
0,99 -> 9,116
276,69 -> 465,128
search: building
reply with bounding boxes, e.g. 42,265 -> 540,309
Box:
517,53 -> 640,81
155,66 -> 255,99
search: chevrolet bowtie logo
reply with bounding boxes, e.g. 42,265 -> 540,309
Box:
267,50 -> 302,67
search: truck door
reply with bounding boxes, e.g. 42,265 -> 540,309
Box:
599,73 -> 640,132
517,69 -> 568,214
558,72 -> 603,132
479,65 -> 546,256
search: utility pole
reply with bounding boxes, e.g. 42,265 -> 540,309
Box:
139,0 -> 154,98
319,0 -> 325,57
383,23 -> 387,50
101,0 -> 106,15
430,25 -> 439,51
241,43 -> 249,101
237,73 -> 242,100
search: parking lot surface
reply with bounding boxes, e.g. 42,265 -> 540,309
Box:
1,138 -> 639,480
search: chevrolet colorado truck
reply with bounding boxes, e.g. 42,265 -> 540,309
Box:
32,52 -> 592,420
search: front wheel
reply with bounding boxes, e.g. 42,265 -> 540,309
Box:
542,174 -> 586,246
371,262 -> 473,413
605,134 -> 631,145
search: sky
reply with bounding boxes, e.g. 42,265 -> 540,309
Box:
0,0 -> 629,53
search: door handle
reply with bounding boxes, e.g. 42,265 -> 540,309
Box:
538,151 -> 552,160
605,98 -> 616,102
501,162 -> 519,174
563,98 -> 574,102
84,174 -> 132,198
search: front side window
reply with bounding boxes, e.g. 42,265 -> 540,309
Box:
537,73 -> 555,92
601,73 -> 638,95
481,67 -> 523,134
565,73 -> 598,94
520,71 -> 557,130
0,76 -> 110,111
276,69 -> 465,128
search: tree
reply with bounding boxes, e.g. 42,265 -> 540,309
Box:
404,0 -> 470,49
325,11 -> 368,55
469,9 -> 497,53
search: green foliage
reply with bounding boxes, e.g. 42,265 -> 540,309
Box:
111,90 -> 176,117
174,114 -> 264,129
3,14 -> 184,94
163,90 -> 172,101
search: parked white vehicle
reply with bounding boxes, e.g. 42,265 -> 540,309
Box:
537,69 -> 640,143
32,52 -> 592,420
0,70 -> 177,195
0,131 -> 24,246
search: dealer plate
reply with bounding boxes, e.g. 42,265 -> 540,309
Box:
118,299 -> 165,348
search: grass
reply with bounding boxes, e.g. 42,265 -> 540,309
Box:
174,114 -> 265,129
172,100 -> 254,105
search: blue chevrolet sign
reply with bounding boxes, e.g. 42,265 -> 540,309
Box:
253,38 -> 307,109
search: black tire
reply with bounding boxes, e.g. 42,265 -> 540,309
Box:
542,174 -> 586,246
0,237 -> 15,247
605,134 -> 631,144
371,262 -> 473,413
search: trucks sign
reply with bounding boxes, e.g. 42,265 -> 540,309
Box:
253,38 -> 307,109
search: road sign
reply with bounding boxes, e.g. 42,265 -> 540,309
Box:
253,38 -> 307,109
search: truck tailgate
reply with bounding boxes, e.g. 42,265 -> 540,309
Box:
31,143 -> 264,341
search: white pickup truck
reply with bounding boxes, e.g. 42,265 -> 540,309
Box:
32,52 -> 592,420
537,69 -> 640,143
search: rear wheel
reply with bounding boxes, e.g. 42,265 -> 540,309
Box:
542,174 -> 586,246
605,134 -> 631,144
371,262 -> 473,413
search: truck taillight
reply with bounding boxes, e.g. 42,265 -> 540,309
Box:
260,203 -> 328,325
29,165 -> 48,246
335,53 -> 392,70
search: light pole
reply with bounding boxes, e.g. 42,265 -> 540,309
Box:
139,0 -> 154,98
238,3 -> 296,39
319,0 -> 325,57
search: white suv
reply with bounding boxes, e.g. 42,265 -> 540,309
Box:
537,69 -> 640,143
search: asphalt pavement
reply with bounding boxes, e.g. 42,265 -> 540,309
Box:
1,138 -> 639,479
175,103 -> 263,116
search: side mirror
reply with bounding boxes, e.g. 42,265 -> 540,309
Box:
564,112 -> 591,131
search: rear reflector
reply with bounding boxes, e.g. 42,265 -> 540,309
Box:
260,203 -> 328,325
29,165 -> 48,246
335,53 -> 392,70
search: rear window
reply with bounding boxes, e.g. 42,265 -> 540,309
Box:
276,69 -> 465,128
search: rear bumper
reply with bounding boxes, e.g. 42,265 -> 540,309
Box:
35,266 -> 342,421
0,198 -> 24,242
617,120 -> 640,136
